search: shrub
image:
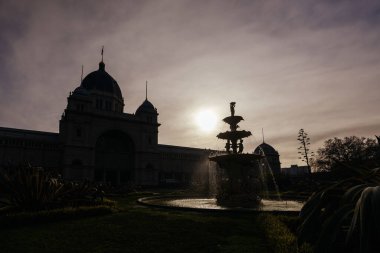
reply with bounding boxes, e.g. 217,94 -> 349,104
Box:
298,164 -> 380,252
0,165 -> 107,212
0,165 -> 69,211
346,186 -> 380,253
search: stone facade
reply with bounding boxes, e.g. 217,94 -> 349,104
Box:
0,128 -> 62,170
0,60 -> 211,186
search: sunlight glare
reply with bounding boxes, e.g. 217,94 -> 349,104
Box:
196,109 -> 217,132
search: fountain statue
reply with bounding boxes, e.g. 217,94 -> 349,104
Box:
210,102 -> 264,207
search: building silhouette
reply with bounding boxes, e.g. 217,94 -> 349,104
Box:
0,59 -> 210,186
281,164 -> 309,176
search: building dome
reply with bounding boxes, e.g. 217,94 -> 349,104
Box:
136,99 -> 157,115
254,142 -> 279,156
81,62 -> 122,99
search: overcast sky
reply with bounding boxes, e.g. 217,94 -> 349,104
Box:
1,0 -> 379,166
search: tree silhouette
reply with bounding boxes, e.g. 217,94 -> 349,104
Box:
314,136 -> 378,172
297,129 -> 313,174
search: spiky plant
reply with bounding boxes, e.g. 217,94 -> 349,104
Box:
0,165 -> 68,211
346,185 -> 380,253
298,165 -> 380,253
0,165 -> 97,211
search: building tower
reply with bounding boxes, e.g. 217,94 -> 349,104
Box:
59,59 -> 160,184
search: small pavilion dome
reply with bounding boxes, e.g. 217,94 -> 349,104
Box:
136,99 -> 157,115
254,142 -> 279,156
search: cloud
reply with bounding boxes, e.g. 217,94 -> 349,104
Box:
0,0 -> 379,166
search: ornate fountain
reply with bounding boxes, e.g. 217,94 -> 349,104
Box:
210,102 -> 263,207
138,102 -> 304,212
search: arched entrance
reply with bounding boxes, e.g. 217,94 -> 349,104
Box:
94,130 -> 134,185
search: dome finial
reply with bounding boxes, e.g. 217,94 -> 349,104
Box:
80,65 -> 84,83
98,46 -> 105,71
146,80 -> 148,100
262,128 -> 265,143
101,45 -> 104,62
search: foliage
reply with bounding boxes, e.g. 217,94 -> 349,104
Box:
0,165 -> 101,211
0,165 -> 68,211
297,129 -> 314,174
346,186 -> 380,253
314,136 -> 378,172
259,214 -> 313,253
298,164 -> 380,253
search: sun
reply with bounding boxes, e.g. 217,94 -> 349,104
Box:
195,109 -> 217,132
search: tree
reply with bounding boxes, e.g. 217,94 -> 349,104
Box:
297,129 -> 313,174
314,136 -> 378,172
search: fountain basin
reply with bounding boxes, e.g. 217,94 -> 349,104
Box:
138,195 -> 303,214
209,153 -> 263,163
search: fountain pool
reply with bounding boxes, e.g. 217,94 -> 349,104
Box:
138,196 -> 303,213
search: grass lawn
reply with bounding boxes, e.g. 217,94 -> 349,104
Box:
0,193 -> 270,253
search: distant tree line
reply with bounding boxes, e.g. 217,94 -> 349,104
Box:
313,136 -> 380,172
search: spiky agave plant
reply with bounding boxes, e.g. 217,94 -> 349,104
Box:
0,165 -> 69,211
346,185 -> 380,253
298,165 -> 380,253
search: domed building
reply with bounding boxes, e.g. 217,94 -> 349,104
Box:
254,142 -> 281,174
0,59 -> 211,186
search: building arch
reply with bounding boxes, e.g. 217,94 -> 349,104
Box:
94,130 -> 135,185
